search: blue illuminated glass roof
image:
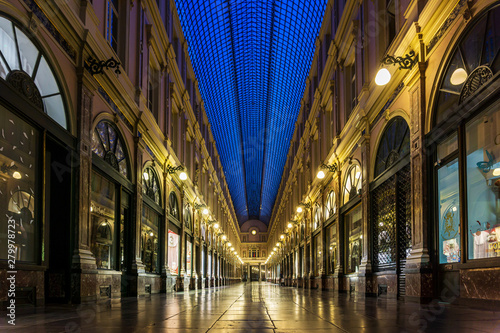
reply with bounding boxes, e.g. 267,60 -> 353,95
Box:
175,0 -> 327,225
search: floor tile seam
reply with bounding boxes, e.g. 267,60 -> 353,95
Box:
271,286 -> 351,333
205,288 -> 246,332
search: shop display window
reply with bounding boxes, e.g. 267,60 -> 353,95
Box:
345,204 -> 362,273
186,240 -> 192,275
201,247 -> 205,276
0,109 -> 38,263
91,171 -> 118,270
201,223 -> 206,241
208,253 -> 212,276
168,229 -> 179,275
437,157 -> 461,264
328,224 -> 337,274
343,164 -> 362,204
141,205 -> 160,273
314,235 -> 322,275
466,107 -> 500,259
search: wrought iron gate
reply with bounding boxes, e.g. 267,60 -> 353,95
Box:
372,164 -> 412,297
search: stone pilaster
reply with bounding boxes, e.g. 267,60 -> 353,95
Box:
358,130 -> 375,297
71,71 -> 97,304
405,60 -> 433,303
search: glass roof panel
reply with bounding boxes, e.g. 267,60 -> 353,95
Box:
176,0 -> 327,225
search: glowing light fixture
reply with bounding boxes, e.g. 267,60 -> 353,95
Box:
227,242 -> 232,247
214,223 -> 219,229
179,172 -> 188,180
149,232 -> 154,237
143,172 -> 149,181
375,68 -> 391,86
287,223 -> 293,229
280,234 -> 285,239
297,206 -> 303,213
222,235 -> 227,241
450,68 -> 467,85
316,170 -> 325,179
203,208 -> 209,215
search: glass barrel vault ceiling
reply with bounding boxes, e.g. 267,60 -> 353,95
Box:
175,0 -> 327,225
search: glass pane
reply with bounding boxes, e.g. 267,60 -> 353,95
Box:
186,240 -> 192,275
34,56 -> 59,96
484,7 -> 500,65
328,224 -> 337,274
92,130 -> 105,158
345,204 -> 362,273
0,107 -> 38,263
0,17 -> 19,71
90,171 -> 117,269
460,18 -> 487,72
0,55 -> 9,79
168,230 -> 179,275
466,106 -> 500,260
120,191 -> 129,269
437,133 -> 458,161
43,94 -> 67,129
142,205 -> 159,273
15,27 -> 39,77
438,159 -> 461,264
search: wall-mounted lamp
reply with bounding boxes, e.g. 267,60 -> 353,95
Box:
317,163 -> 338,179
297,202 -> 311,213
166,164 -> 187,180
375,51 -> 418,86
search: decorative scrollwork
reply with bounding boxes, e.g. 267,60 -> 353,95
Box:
459,65 -> 493,104
6,71 -> 43,110
321,163 -> 338,173
86,56 -> 121,75
381,50 -> 417,70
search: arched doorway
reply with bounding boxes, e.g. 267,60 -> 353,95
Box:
371,116 -> 411,298
430,3 -> 500,302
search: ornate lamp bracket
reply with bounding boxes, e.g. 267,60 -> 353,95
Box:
381,50 -> 417,70
166,164 -> 185,174
320,163 -> 338,173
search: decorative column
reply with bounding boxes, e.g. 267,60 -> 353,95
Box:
161,171 -> 171,293
128,137 -> 146,297
71,71 -> 97,304
358,126 -> 375,297
405,37 -> 433,303
333,168 -> 345,293
175,189 -> 185,291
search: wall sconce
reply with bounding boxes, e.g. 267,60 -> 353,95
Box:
166,164 -> 187,180
375,50 -> 418,86
195,203 -> 209,215
297,202 -> 311,213
317,163 -> 338,179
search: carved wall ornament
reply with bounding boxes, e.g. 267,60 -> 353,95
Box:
459,66 -> 493,104
6,71 -> 43,110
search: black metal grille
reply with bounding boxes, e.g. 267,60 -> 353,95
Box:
396,165 -> 412,297
397,165 -> 412,261
372,175 -> 397,269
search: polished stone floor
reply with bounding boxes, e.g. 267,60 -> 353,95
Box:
1,282 -> 500,332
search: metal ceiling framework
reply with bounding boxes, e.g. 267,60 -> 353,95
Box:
175,0 -> 327,225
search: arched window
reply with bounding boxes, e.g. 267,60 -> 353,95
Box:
0,16 -> 68,129
92,120 -> 129,178
343,164 -> 362,205
374,117 -> 410,178
434,5 -> 500,125
313,205 -> 321,229
142,166 -> 160,205
169,192 -> 179,220
184,203 -> 192,230
325,190 -> 337,220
